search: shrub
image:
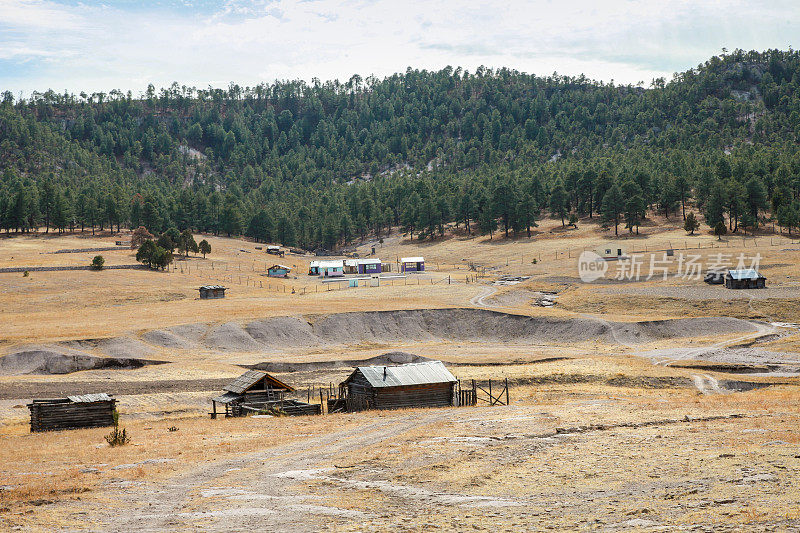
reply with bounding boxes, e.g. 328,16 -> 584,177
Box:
23,270 -> 29,277
104,426 -> 130,447
91,255 -> 105,270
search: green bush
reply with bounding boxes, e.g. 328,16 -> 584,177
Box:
91,255 -> 105,270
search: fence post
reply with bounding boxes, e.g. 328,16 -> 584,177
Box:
489,379 -> 492,406
505,378 -> 509,405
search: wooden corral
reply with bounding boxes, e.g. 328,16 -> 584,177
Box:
28,394 -> 117,432
211,370 -> 319,417
341,360 -> 457,412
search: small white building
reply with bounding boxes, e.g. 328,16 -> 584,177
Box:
318,260 -> 344,277
596,244 -> 627,260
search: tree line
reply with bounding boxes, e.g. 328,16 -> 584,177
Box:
3,49 -> 800,247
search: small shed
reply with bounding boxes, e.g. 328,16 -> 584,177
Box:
400,256 -> 425,272
212,370 -> 297,418
308,260 -> 320,275
318,260 -> 344,277
358,258 -> 382,274
725,269 -> 766,289
342,361 -> 457,412
198,285 -> 227,299
28,394 -> 117,432
596,244 -> 627,260
268,264 -> 292,278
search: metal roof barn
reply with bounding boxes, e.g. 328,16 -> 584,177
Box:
725,269 -> 766,289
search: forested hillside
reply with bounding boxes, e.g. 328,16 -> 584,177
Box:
3,48 -> 800,248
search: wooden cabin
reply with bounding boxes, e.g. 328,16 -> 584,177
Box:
211,370 -> 319,417
198,285 -> 227,299
267,264 -> 292,278
212,370 -> 293,417
725,269 -> 766,289
318,260 -> 344,277
341,361 -> 457,412
28,394 -> 116,432
400,256 -> 425,272
358,259 -> 382,274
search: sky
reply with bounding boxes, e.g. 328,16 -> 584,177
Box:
1,0 -> 798,97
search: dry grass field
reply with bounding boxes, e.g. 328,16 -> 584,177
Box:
1,215 -> 800,530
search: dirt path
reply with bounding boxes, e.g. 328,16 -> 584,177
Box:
101,410 -> 461,532
469,286 -> 497,307
653,321 -> 777,367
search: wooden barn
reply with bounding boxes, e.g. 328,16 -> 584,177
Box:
198,285 -> 227,299
28,394 -> 117,432
400,256 -> 425,272
725,269 -> 766,289
341,361 -> 457,412
267,264 -> 292,277
211,370 -> 319,417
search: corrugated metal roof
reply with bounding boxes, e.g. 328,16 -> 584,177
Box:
727,269 -> 762,280
223,370 -> 295,394
67,393 -> 113,403
268,264 -> 292,271
199,285 -> 227,290
344,259 -> 359,266
358,258 -> 381,265
309,260 -> 320,267
350,361 -> 456,388
401,257 -> 424,263
318,260 -> 344,268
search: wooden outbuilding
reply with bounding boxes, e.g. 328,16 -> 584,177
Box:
400,256 -> 425,272
266,245 -> 285,257
267,264 -> 292,277
28,393 -> 117,432
308,260 -> 320,275
198,285 -> 227,299
341,361 -> 457,412
211,370 -> 319,417
344,259 -> 359,274
725,269 -> 766,289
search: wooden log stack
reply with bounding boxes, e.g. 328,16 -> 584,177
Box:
28,394 -> 117,432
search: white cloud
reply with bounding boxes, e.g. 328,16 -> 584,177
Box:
1,0 -> 799,95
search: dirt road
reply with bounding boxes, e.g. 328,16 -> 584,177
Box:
101,410 -> 478,532
469,286 -> 497,307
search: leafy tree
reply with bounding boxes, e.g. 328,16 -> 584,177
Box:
91,255 -> 104,270
199,239 -> 211,258
178,230 -> 198,257
131,226 -> 153,249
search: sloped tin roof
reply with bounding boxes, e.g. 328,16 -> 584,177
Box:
727,269 -> 762,280
67,393 -> 113,403
350,361 -> 456,388
400,257 -> 424,263
223,370 -> 295,394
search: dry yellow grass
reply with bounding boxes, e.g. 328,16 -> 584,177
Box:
2,219 -> 800,529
